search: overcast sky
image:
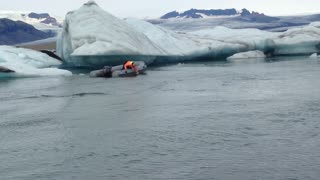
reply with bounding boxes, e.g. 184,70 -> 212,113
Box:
1,0 -> 319,18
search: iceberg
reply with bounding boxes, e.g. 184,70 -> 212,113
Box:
57,1 -> 162,67
227,50 -> 266,60
190,25 -> 320,56
0,46 -> 72,78
57,1 -> 320,67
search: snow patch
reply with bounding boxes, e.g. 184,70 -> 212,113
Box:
195,13 -> 240,19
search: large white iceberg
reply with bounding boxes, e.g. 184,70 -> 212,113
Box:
57,1 -> 320,67
57,1 -> 163,66
0,46 -> 72,77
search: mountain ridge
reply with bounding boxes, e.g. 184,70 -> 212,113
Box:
0,18 -> 54,45
0,11 -> 62,29
160,8 -> 276,20
148,8 -> 320,32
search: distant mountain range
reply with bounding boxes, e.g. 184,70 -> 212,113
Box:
1,8 -> 320,46
161,9 -> 242,19
0,12 -> 62,30
149,8 -> 320,32
0,18 -> 55,45
160,8 -> 279,22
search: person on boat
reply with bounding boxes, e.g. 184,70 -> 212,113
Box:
123,60 -> 139,74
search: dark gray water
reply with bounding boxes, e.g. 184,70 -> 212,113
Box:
1,57 -> 320,180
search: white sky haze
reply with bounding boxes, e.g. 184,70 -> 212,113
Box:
0,0 -> 319,18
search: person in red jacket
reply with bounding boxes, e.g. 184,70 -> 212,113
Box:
123,60 -> 139,74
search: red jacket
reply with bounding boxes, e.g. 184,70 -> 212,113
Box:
124,61 -> 138,73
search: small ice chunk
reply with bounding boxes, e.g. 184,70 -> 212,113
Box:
227,50 -> 266,60
310,53 -> 319,59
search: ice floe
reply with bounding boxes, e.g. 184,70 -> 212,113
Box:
0,46 -> 72,77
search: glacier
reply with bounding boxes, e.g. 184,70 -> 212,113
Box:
57,1 -> 320,67
0,46 -> 72,78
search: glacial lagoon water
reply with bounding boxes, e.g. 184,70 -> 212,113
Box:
1,56 -> 320,180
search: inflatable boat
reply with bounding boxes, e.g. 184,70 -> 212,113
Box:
90,61 -> 147,78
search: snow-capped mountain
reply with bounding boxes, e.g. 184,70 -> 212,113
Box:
0,11 -> 63,30
149,9 -> 320,32
161,8 -> 242,19
160,8 -> 278,22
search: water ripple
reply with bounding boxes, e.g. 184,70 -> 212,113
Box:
0,118 -> 52,128
0,92 -> 107,101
